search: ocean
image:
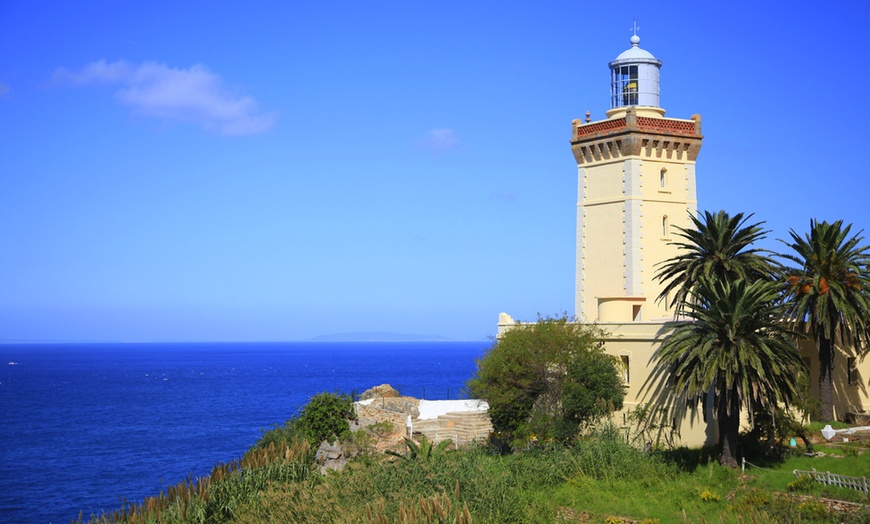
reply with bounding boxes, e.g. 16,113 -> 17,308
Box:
0,341 -> 489,524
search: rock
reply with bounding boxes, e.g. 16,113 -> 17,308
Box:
315,440 -> 348,473
359,384 -> 401,400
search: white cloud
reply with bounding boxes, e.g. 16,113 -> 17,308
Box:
417,128 -> 459,155
53,60 -> 276,136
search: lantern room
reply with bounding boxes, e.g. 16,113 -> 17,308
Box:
609,34 -> 662,109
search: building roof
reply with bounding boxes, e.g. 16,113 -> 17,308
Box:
610,35 -> 661,66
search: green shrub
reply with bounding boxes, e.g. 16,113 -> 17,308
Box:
295,391 -> 356,445
739,487 -> 770,509
468,316 -> 623,447
699,489 -> 720,502
796,499 -> 829,520
788,474 -> 815,492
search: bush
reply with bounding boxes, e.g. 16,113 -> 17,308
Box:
560,351 -> 625,437
468,315 -> 623,446
699,489 -> 720,502
296,391 -> 356,445
788,474 -> 815,492
254,391 -> 356,450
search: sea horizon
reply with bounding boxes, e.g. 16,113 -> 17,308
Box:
1,333 -> 492,345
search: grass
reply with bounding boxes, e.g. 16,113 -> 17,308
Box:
80,428 -> 870,524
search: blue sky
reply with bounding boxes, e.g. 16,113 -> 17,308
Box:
1,1 -> 868,342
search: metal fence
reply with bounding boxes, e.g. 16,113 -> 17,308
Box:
793,469 -> 870,494
350,386 -> 469,401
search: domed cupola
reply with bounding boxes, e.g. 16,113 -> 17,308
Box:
609,33 -> 662,109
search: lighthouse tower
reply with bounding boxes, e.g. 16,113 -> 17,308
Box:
571,34 -> 703,323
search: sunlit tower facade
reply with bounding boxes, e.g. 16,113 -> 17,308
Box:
570,34 -> 703,323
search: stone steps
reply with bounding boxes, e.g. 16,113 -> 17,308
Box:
411,411 -> 492,446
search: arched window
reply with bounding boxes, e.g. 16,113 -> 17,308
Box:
662,215 -> 669,237
660,167 -> 667,189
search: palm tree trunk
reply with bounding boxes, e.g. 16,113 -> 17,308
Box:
718,395 -> 740,468
819,334 -> 835,421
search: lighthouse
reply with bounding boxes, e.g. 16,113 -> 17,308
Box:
570,34 -> 703,323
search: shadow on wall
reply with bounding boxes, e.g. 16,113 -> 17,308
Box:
632,322 -> 719,449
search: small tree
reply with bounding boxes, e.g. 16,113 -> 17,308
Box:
296,391 -> 357,445
560,351 -> 626,439
467,315 -> 624,447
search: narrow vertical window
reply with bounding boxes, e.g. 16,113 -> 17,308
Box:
662,215 -> 669,237
848,357 -> 857,385
632,304 -> 642,321
620,355 -> 630,385
660,167 -> 667,188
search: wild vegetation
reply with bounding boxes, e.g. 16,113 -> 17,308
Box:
79,416 -> 870,523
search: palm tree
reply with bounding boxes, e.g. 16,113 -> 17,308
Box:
781,219 -> 870,421
655,210 -> 779,315
655,278 -> 804,467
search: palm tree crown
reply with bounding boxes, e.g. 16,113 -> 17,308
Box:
781,219 -> 870,420
655,210 -> 779,315
656,278 -> 804,466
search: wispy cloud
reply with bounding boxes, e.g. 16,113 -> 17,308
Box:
489,191 -> 519,203
53,60 -> 276,136
417,128 -> 459,155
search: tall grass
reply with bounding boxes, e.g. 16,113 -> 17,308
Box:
77,428 -> 870,524
74,438 -> 312,524
234,427 -> 682,523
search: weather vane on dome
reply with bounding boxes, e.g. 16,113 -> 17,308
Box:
629,19 -> 641,45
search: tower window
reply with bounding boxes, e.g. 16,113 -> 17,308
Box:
632,304 -> 642,321
660,167 -> 667,188
620,355 -> 631,385
611,65 -> 639,107
662,215 -> 669,237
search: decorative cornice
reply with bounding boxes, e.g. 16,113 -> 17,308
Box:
570,111 -> 703,165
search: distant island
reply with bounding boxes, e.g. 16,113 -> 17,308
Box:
310,332 -> 457,342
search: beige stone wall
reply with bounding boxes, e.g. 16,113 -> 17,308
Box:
573,111 -> 699,324
597,321 -> 717,448
590,324 -> 870,445
797,338 -> 870,420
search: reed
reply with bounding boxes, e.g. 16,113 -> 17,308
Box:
74,438 -> 312,524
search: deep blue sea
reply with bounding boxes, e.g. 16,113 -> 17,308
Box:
0,341 -> 489,524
